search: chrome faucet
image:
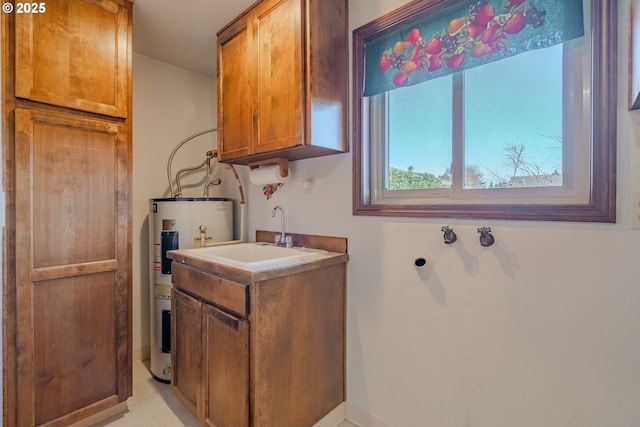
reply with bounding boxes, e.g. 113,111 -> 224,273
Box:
271,206 -> 292,247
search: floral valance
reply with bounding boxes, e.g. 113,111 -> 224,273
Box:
363,0 -> 584,97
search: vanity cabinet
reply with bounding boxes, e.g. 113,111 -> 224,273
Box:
171,263 -> 250,427
169,236 -> 347,427
217,0 -> 348,165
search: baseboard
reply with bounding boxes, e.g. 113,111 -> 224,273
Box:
313,402 -> 346,427
68,401 -> 128,427
345,401 -> 394,427
132,345 -> 150,362
311,401 -> 394,427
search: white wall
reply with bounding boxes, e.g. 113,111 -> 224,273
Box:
240,0 -> 640,426
131,1 -> 640,424
132,53 -> 224,357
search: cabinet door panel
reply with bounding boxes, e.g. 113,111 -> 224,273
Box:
171,290 -> 204,419
31,118 -> 117,268
203,303 -> 249,427
15,0 -> 130,117
14,107 -> 130,426
253,0 -> 304,153
218,20 -> 252,162
34,273 -> 117,425
252,265 -> 346,426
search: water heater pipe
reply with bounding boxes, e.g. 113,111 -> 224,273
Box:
166,128 -> 247,244
174,158 -> 208,198
166,128 -> 217,197
204,164 -> 246,245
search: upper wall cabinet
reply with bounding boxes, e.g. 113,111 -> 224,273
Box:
217,0 -> 348,165
15,0 -> 130,118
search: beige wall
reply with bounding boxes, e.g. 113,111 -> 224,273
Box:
131,0 -> 640,425
132,53 -> 221,358
243,0 -> 640,426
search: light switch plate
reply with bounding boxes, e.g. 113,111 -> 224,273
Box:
631,191 -> 640,230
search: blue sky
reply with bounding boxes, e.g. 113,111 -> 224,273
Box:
388,44 -> 564,186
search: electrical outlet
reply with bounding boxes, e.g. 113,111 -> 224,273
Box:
631,191 -> 640,230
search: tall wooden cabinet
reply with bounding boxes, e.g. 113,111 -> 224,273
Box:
2,1 -> 133,425
217,0 -> 348,165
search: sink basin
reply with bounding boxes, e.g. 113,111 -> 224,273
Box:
195,243 -> 305,263
173,242 -> 328,270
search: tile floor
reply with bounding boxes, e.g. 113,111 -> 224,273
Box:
95,360 -> 200,427
97,360 -> 355,427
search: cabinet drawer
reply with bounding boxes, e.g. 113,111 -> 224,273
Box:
172,263 -> 248,318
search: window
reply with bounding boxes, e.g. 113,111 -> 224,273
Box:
353,0 -> 617,222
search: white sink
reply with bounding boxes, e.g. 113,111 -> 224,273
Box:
174,242 -> 328,271
195,243 -> 306,263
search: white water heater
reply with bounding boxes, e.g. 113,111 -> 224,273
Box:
149,197 -> 234,382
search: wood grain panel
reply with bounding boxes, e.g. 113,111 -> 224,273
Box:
251,263 -> 346,426
216,0 -> 348,165
203,303 -> 249,427
14,0 -> 129,117
171,290 -> 204,420
308,0 -> 348,151
30,260 -> 118,282
13,106 -> 130,426
172,262 -> 248,318
31,116 -> 118,268
255,230 -> 348,254
218,19 -> 252,162
33,272 -> 117,425
4,1 -> 132,424
253,0 -> 303,153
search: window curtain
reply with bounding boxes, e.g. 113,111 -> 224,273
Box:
363,0 -> 584,97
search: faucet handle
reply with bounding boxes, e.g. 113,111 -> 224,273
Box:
285,235 -> 293,248
274,235 -> 282,246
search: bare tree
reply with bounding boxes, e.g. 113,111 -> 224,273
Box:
491,135 -> 562,187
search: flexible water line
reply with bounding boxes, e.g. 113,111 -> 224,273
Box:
166,128 -> 216,197
174,159 -> 208,197
165,128 -> 247,243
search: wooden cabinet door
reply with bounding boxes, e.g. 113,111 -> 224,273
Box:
14,107 -> 130,426
171,289 -> 204,419
202,303 -> 249,427
217,0 -> 349,165
218,18 -> 253,162
252,0 -> 304,154
14,0 -> 130,118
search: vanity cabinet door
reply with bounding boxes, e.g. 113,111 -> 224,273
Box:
172,287 -> 249,426
171,290 -> 204,419
202,303 -> 249,427
14,0 -> 130,118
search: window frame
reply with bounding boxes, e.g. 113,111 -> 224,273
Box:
352,0 -> 617,222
